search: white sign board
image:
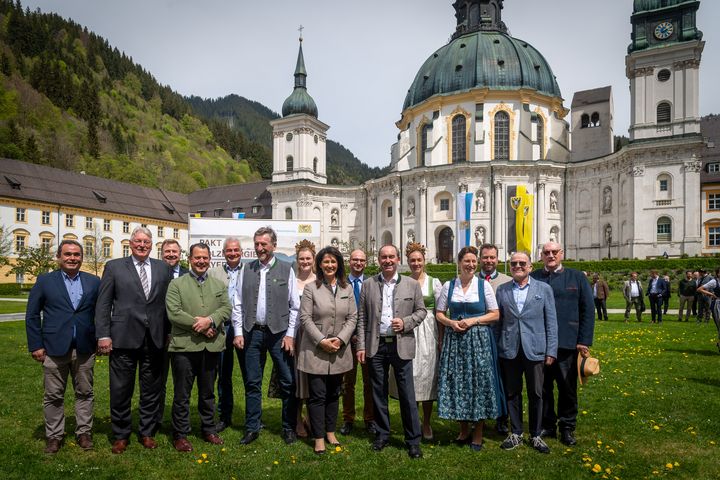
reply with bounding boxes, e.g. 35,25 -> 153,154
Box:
188,218 -> 321,268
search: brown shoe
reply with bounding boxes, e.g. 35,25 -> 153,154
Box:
203,433 -> 224,445
173,437 -> 193,452
111,439 -> 128,454
76,434 -> 93,450
44,438 -> 62,454
140,436 -> 157,449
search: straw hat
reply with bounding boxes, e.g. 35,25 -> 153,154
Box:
577,354 -> 600,385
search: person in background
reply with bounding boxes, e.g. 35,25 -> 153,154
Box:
297,246 -> 356,454
646,270 -> 668,324
697,270 -> 720,353
691,271 -> 700,317
662,274 -> 672,315
25,240 -> 100,454
696,269 -> 713,324
207,237 -> 243,433
677,271 -> 696,322
623,272 -> 644,323
591,274 -> 610,322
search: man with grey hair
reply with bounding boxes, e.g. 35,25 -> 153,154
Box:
232,226 -> 300,445
95,226 -> 174,454
208,236 -> 243,432
26,240 -> 101,453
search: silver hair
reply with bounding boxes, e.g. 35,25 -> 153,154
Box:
130,226 -> 153,241
223,236 -> 242,250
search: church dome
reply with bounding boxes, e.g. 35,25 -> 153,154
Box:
633,0 -> 694,13
281,41 -> 318,118
402,0 -> 561,111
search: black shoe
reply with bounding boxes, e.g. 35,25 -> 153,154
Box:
453,436 -> 471,445
372,438 -> 389,451
469,442 -> 483,452
496,423 -> 509,435
365,422 -> 378,436
530,436 -> 550,454
339,422 -> 353,435
408,444 -> 423,459
314,448 -> 326,455
539,428 -> 557,439
282,429 -> 297,445
239,431 -> 259,445
216,420 -> 231,433
560,430 -> 577,446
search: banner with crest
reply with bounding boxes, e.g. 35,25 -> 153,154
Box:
506,185 -> 534,255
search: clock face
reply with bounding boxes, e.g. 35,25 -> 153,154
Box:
654,21 -> 674,40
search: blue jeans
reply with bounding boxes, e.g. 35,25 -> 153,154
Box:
243,326 -> 297,432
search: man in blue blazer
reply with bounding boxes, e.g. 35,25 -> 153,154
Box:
646,269 -> 669,324
25,240 -> 100,454
496,251 -> 558,454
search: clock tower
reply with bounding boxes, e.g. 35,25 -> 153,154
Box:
626,0 -> 704,141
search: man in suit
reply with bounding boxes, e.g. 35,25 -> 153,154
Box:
26,240 -> 101,454
646,270 -> 668,324
356,244 -> 427,459
531,241 -> 594,447
696,269 -> 713,324
496,251 -> 557,454
165,243 -> 231,452
231,226 -> 300,445
95,226 -> 173,454
154,238 -> 189,433
207,236 -> 243,432
339,248 -> 376,436
591,274 -> 610,322
678,270 -> 696,322
623,272 -> 644,322
478,243 -> 512,435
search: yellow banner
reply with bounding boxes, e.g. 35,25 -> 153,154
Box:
512,185 -> 534,254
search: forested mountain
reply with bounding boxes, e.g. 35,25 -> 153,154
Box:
0,1 -> 384,193
186,95 -> 389,185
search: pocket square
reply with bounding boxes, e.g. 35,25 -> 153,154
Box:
534,294 -> 542,300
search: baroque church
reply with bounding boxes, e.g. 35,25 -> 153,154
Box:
267,0 -> 706,262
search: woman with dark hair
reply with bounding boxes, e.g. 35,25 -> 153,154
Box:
436,246 -> 504,451
296,246 -> 357,454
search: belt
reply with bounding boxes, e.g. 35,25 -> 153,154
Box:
380,336 -> 396,343
252,324 -> 268,331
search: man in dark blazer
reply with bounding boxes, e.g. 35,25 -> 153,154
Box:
496,251 -> 557,454
646,270 -> 669,324
531,241 -> 594,447
26,240 -> 100,454
356,244 -> 427,459
95,226 -> 173,454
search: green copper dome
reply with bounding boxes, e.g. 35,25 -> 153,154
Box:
281,42 -> 318,118
633,0 -> 696,13
403,30 -> 562,111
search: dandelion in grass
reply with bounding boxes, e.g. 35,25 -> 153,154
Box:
592,464 -> 602,473
665,463 -> 673,469
201,453 -> 207,459
196,459 -> 202,464
273,460 -> 279,465
335,446 -> 342,452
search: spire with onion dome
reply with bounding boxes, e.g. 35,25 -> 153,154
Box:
281,32 -> 318,118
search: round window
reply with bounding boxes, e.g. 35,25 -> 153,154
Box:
657,69 -> 671,82
286,133 -> 293,142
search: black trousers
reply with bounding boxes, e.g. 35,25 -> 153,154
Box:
217,324 -> 246,424
307,373 -> 343,439
499,347 -> 544,437
542,348 -> 578,433
594,298 -> 608,321
367,339 -> 421,446
648,293 -> 664,323
153,346 -> 170,433
171,350 -> 219,438
109,336 -> 165,440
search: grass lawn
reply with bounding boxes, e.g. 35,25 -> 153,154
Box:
0,317 -> 718,480
0,300 -> 27,314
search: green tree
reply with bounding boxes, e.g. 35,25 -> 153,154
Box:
84,222 -> 108,275
24,133 -> 41,163
8,245 -> 56,281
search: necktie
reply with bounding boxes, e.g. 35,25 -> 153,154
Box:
485,274 -> 491,281
138,261 -> 150,299
352,278 -> 361,308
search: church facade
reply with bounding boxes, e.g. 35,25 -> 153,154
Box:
268,0 -> 706,262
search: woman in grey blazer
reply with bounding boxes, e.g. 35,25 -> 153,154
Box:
297,246 -> 357,455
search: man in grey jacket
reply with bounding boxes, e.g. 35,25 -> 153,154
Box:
496,251 -> 558,454
356,244 -> 427,459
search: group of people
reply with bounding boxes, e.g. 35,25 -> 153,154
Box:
25,226 -> 595,459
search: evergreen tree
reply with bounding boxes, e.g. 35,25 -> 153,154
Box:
24,133 -> 41,163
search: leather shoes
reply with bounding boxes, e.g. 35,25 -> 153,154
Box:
76,433 -> 93,450
539,428 -> 557,439
173,437 -> 193,452
408,444 -> 423,459
111,439 -> 128,454
240,431 -> 259,445
371,438 -> 389,451
560,430 -> 577,446
216,420 -> 231,433
339,422 -> 353,435
282,429 -> 297,445
203,433 -> 224,445
365,422 -> 378,436
44,438 -> 61,454
140,436 -> 157,449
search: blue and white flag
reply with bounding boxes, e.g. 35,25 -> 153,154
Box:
456,192 -> 473,254
232,212 -> 246,219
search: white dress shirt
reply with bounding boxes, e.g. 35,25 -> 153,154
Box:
380,273 -> 399,336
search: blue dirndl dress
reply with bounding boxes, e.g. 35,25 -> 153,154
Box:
437,278 -> 506,422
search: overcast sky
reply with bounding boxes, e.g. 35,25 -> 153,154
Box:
23,0 -> 720,168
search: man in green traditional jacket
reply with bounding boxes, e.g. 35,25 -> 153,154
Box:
165,243 -> 231,452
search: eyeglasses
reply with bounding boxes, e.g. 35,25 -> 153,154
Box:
542,249 -> 561,256
132,240 -> 152,245
510,261 -> 527,267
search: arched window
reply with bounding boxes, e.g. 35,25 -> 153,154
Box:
285,207 -> 293,220
451,115 -> 466,163
581,113 -> 590,128
494,111 -> 510,160
537,116 -> 545,159
286,155 -> 294,172
657,102 -> 671,124
420,123 -> 431,166
656,173 -> 672,199
590,112 -> 600,127
313,157 -> 318,173
657,216 -> 671,242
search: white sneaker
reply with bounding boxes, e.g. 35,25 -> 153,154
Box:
500,433 -> 523,450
